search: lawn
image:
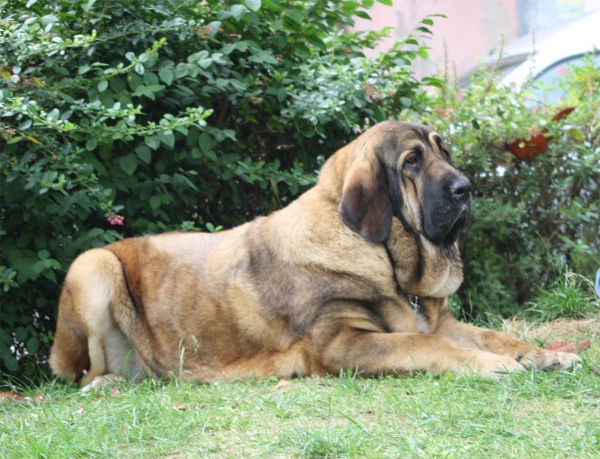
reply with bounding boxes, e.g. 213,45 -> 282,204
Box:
1,316 -> 599,459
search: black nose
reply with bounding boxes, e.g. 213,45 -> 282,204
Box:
450,179 -> 472,199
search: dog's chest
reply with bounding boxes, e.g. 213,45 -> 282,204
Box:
412,301 -> 431,334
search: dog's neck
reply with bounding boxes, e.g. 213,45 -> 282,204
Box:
386,218 -> 463,298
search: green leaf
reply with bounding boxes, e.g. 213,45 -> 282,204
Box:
158,68 -> 174,85
143,72 -> 159,86
174,65 -> 188,79
41,14 -> 59,25
400,97 -> 412,107
198,58 -> 213,69
376,0 -> 392,5
82,0 -> 97,13
18,120 -> 32,130
97,80 -> 109,92
135,145 -> 152,164
43,269 -> 57,283
150,196 -> 161,209
38,250 -> 50,260
119,154 -> 138,175
231,4 -> 247,21
245,0 -> 261,11
198,133 -> 213,153
110,77 -> 127,93
207,21 -> 221,35
145,135 -> 161,150
26,337 -> 39,354
86,138 -> 98,151
15,328 -> 27,342
287,8 -> 304,24
88,228 -> 104,238
157,130 -> 175,148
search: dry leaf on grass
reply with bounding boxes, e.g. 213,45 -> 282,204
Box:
173,403 -> 206,410
275,379 -> 291,390
80,374 -> 124,393
544,339 -> 591,353
0,391 -> 27,403
33,393 -> 51,404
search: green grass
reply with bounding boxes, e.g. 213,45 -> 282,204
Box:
526,272 -> 600,322
1,321 -> 599,459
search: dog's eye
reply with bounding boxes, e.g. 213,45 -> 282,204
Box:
405,155 -> 418,166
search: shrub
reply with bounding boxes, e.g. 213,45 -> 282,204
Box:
417,55 -> 600,318
0,0 -> 439,376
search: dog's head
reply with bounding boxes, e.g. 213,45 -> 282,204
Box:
337,121 -> 471,245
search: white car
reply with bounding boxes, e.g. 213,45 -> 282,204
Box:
464,10 -> 600,103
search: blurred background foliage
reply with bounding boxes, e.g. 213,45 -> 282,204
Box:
0,0 -> 598,380
417,54 -> 600,321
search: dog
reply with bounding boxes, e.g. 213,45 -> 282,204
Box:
50,121 -> 581,386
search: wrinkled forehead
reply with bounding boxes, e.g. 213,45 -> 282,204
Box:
375,124 -> 446,161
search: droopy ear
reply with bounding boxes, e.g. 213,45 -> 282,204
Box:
338,159 -> 393,243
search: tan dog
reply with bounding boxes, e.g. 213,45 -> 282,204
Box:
50,121 -> 581,386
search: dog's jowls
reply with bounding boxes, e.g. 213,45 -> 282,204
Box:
50,121 -> 581,386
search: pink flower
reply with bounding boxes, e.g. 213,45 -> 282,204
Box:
107,214 -> 124,226
435,107 -> 454,116
258,80 -> 264,86
228,33 -> 242,38
456,90 -> 466,100
529,124 -> 541,136
276,55 -> 284,62
557,67 -> 568,75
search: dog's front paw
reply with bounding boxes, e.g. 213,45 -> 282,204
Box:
517,348 -> 582,371
458,351 -> 526,380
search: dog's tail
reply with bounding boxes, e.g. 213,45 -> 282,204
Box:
49,248 -> 119,384
49,284 -> 90,382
